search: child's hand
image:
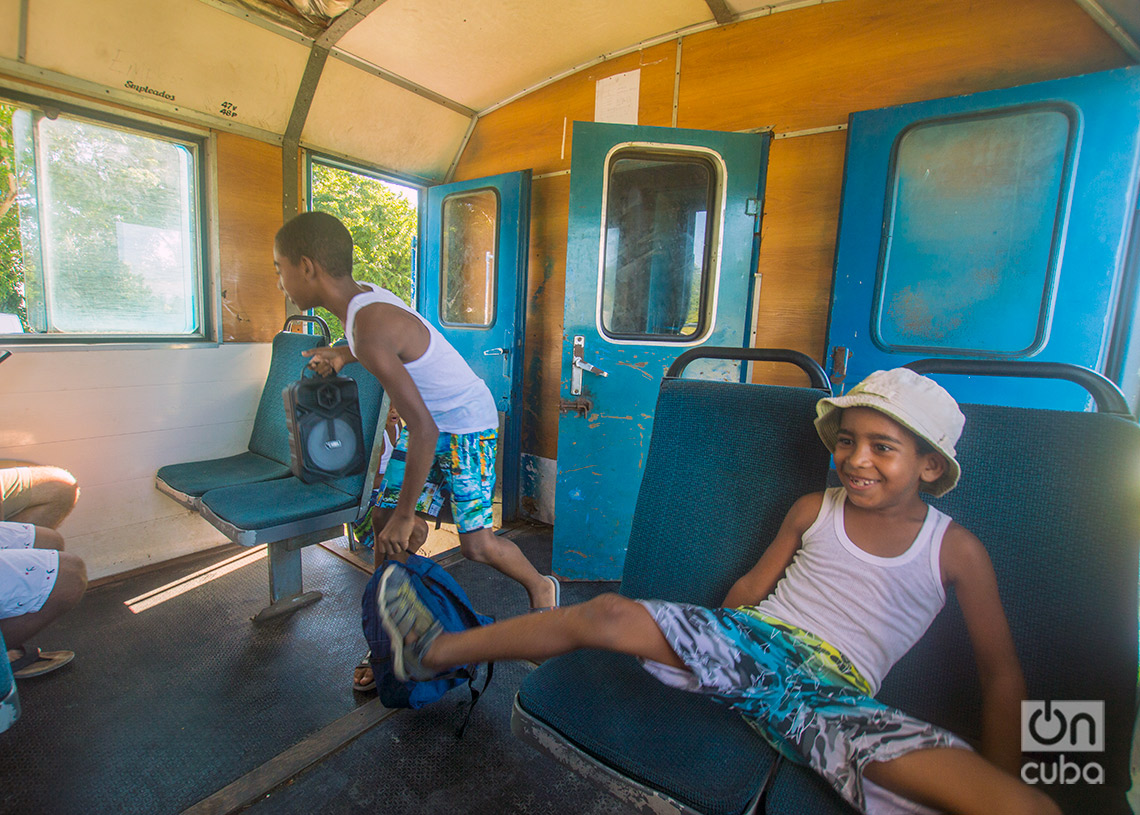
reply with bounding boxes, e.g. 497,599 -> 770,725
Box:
302,346 -> 349,376
377,514 -> 416,555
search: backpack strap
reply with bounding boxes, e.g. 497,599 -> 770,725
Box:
455,660 -> 494,738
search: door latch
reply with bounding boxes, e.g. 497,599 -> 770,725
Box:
571,335 -> 608,396
830,346 -> 852,387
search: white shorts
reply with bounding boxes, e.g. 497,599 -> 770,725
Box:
0,522 -> 57,618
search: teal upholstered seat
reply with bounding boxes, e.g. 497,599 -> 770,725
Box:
155,326 -> 326,508
513,350 -> 832,815
195,348 -> 387,621
0,629 -> 19,733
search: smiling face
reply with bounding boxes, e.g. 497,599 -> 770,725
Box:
832,407 -> 946,511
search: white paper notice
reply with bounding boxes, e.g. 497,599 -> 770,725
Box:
595,69 -> 640,125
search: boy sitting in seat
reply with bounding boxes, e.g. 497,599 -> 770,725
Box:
272,212 -> 559,693
377,369 -> 1059,815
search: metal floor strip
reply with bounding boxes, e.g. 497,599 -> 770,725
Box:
181,698 -> 401,815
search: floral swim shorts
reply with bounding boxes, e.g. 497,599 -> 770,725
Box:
638,601 -> 968,814
376,427 -> 497,534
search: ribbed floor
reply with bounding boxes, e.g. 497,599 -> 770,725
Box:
0,523 -> 628,815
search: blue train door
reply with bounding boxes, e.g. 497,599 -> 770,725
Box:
553,122 -> 769,580
826,66 -> 1140,409
420,171 -> 531,522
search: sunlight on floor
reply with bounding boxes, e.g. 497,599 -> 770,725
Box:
124,546 -> 268,613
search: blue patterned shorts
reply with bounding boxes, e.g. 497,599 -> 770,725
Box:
376,427 -> 497,534
639,601 -> 968,814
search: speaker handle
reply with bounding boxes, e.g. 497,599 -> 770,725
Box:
283,314 -> 332,347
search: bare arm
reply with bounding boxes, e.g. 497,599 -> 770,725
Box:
941,524 -> 1026,775
721,493 -> 822,608
302,344 -> 356,375
347,305 -> 438,553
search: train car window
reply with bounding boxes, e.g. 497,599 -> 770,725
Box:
0,99 -> 207,341
599,150 -> 717,341
874,107 -> 1074,356
307,155 -> 420,339
439,188 -> 498,327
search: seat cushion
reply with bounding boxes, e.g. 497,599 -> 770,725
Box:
156,452 -> 292,498
199,476 -> 358,531
518,650 -> 778,815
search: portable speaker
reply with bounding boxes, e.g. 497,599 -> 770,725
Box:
283,370 -> 367,483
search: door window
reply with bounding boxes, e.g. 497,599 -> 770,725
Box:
875,107 -> 1075,356
599,149 -> 719,342
440,188 -> 499,327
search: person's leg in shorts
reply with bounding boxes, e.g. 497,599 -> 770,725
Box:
0,460 -> 80,529
355,429 -> 557,692
441,429 -> 556,610
0,522 -> 86,677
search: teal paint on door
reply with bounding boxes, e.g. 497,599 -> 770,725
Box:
421,170 -> 531,522
553,122 -> 769,580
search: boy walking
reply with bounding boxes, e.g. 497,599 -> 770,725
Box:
273,212 -> 558,691
377,369 -> 1059,815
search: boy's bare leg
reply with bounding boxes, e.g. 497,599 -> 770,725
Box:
421,593 -> 684,671
0,526 -> 87,651
457,527 -> 556,609
864,747 -> 1060,815
0,464 -> 79,529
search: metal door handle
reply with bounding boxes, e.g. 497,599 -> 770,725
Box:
484,347 -> 508,356
571,335 -> 607,396
572,358 -> 606,376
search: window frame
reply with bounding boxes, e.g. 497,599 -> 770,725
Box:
593,143 -> 726,346
0,86 -> 215,346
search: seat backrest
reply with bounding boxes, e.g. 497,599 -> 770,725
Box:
321,340 -> 384,500
248,330 -> 328,465
878,403 -> 1140,805
619,377 -> 832,607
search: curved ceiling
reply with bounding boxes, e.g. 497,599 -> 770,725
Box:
0,0 -> 1136,182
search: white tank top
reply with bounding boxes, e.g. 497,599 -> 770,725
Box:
756,487 -> 950,694
344,284 -> 498,434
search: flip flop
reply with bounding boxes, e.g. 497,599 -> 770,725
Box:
528,575 -> 561,614
9,647 -> 74,679
353,650 -> 377,692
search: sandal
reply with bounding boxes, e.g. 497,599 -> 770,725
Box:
528,575 -> 561,614
9,646 -> 74,679
377,565 -> 443,682
353,651 -> 376,692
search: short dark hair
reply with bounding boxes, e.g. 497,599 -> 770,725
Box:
275,211 -> 354,277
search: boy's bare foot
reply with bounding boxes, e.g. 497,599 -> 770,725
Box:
352,653 -> 375,692
528,575 -> 560,613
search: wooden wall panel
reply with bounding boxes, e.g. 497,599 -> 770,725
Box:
458,41 -> 678,180
216,132 -> 285,342
677,0 -> 1128,133
451,0 -> 1131,460
521,174 -> 570,462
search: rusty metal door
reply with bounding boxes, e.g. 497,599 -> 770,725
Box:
552,122 -> 769,580
826,66 -> 1140,409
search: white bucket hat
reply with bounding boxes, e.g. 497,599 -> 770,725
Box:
814,368 -> 965,497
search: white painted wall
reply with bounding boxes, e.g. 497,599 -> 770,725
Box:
0,343 -> 273,579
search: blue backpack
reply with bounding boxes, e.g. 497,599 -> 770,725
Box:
361,554 -> 494,734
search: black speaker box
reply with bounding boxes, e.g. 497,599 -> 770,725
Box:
283,372 -> 367,483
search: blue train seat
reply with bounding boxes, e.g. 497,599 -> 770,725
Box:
766,361 -> 1140,815
155,316 -> 329,509
195,349 -> 388,622
0,630 -> 19,733
512,349 -> 833,815
516,353 -> 1140,815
